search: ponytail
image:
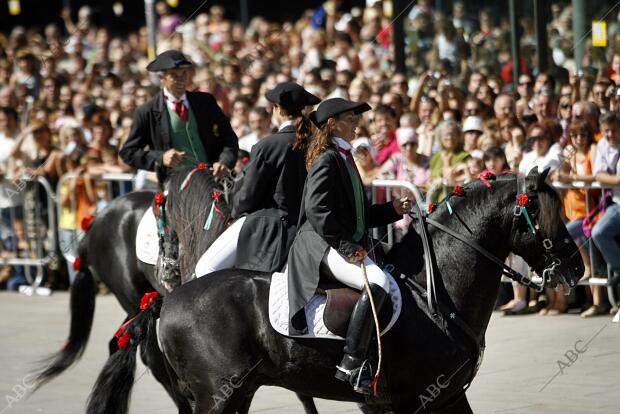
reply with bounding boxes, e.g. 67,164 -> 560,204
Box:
292,115 -> 314,151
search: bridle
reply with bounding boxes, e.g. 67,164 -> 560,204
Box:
508,176 -> 576,292
409,173 -> 574,317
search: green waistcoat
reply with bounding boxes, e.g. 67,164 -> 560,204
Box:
343,160 -> 365,242
167,104 -> 208,166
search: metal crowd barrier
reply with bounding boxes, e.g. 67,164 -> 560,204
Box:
54,172 -> 138,265
0,176 -> 57,295
371,179 -> 425,247
551,181 -> 619,308
0,172 -> 150,295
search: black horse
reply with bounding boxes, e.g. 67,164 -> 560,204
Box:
31,166 -> 322,414
29,168 -> 229,410
86,168 -> 584,413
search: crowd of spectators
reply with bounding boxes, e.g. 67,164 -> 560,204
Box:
1,0 -> 619,318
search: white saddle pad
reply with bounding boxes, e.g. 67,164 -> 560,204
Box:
269,269 -> 402,340
136,207 -> 159,265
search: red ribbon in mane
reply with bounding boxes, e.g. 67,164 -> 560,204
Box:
113,292 -> 160,350
81,215 -> 95,232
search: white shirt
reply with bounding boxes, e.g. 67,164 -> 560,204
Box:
0,133 -> 15,165
279,120 -> 295,131
332,136 -> 352,162
238,132 -> 260,153
162,88 -> 189,112
519,143 -> 561,176
594,138 -> 620,204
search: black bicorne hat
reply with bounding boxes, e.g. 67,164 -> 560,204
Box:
308,98 -> 371,127
146,50 -> 193,72
265,82 -> 320,110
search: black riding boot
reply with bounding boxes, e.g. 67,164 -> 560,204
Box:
335,283 -> 388,394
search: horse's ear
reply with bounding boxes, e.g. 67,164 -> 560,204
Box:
527,166 -> 539,178
525,166 -> 540,191
537,167 -> 550,189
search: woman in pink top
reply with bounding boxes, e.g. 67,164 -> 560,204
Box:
380,127 -> 430,238
380,127 -> 430,187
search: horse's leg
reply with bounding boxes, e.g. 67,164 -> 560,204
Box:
193,381 -> 256,414
296,394 -> 319,414
232,393 -> 253,414
358,403 -> 389,413
139,329 -> 193,414
435,394 -> 473,414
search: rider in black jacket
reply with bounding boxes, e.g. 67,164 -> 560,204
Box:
195,82 -> 320,275
119,50 -> 238,181
287,98 -> 411,394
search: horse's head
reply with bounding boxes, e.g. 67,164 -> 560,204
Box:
508,167 -> 584,291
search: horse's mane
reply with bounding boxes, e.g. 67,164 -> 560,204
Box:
165,166 -> 233,275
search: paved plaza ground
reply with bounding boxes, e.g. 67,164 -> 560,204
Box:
1,291 -> 619,413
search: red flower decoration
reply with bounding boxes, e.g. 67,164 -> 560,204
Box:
197,162 -> 208,170
453,186 -> 465,197
117,332 -> 130,349
242,156 -> 250,164
81,215 -> 95,232
212,191 -> 222,202
113,317 -> 135,350
428,203 -> 436,213
154,192 -> 165,206
73,256 -> 81,272
480,170 -> 496,180
518,194 -> 529,207
139,292 -> 159,311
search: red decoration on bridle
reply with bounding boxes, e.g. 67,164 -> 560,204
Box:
212,191 -> 224,216
452,186 -> 465,197
427,203 -> 436,213
154,192 -> 165,206
518,194 -> 529,207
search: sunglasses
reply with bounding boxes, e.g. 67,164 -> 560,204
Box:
528,135 -> 546,141
560,103 -> 571,109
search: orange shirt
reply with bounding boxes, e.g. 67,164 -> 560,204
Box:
563,154 -> 599,221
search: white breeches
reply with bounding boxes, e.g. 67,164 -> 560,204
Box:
195,216 -> 246,277
323,247 -> 390,293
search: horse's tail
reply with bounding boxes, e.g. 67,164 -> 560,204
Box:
86,294 -> 163,414
31,247 -> 97,391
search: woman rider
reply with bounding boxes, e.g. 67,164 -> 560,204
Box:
287,98 -> 411,394
195,82 -> 320,275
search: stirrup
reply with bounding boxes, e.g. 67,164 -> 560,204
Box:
335,360 -> 373,394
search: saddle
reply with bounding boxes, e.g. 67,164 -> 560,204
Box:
316,271 -> 394,338
268,238 -> 402,340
